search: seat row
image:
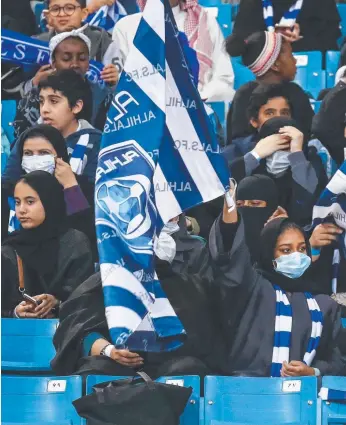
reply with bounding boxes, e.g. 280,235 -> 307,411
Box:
2,374 -> 346,425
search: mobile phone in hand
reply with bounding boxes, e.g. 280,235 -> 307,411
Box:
22,293 -> 39,306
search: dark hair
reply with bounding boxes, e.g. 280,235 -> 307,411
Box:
226,32 -> 271,66
18,124 -> 69,162
38,69 -> 92,122
247,83 -> 292,121
46,0 -> 86,7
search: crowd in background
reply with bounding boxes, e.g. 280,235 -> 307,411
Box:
1,0 -> 346,380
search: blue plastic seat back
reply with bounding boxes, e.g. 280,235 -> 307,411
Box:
2,100 -> 17,146
293,52 -> 325,99
204,376 -> 318,425
86,375 -> 200,425
326,51 -> 341,88
342,318 -> 346,328
321,376 -> 346,425
199,3 -> 233,38
231,57 -> 255,90
338,4 -> 346,36
1,375 -> 83,425
1,319 -> 58,371
207,101 -> 226,129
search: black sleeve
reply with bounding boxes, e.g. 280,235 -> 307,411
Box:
232,0 -> 266,39
294,0 -> 341,53
286,83 -> 314,140
1,247 -> 22,317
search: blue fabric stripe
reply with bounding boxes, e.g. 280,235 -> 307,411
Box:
103,286 -> 148,318
274,331 -> 291,348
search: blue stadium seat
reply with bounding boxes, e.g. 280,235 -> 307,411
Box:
310,100 -> 322,113
321,376 -> 346,425
1,375 -> 83,425
337,4 -> 346,36
199,3 -> 233,38
326,51 -> 341,88
2,100 -> 17,145
86,375 -> 200,425
342,318 -> 346,328
34,2 -> 45,32
231,57 -> 255,90
293,51 -> 325,99
204,376 -> 318,425
2,318 -> 58,372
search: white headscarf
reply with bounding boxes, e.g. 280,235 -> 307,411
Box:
49,24 -> 91,63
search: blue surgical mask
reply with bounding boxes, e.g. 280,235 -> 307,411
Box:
274,252 -> 311,279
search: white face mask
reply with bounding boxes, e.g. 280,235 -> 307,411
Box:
153,222 -> 180,263
266,151 -> 291,177
21,155 -> 56,174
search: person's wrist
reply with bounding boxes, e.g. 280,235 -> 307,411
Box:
62,177 -> 78,189
251,149 -> 262,161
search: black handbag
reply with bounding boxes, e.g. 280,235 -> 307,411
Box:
73,371 -> 192,425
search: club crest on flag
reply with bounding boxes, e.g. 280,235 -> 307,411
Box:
96,141 -> 157,256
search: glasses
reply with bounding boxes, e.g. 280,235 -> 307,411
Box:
48,4 -> 81,17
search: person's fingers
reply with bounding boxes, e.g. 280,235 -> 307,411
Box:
39,64 -> 52,72
288,360 -> 303,366
116,350 -> 142,359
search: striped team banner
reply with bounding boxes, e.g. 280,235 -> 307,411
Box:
95,0 -> 229,352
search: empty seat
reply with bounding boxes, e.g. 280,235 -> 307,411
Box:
2,318 -> 58,372
337,4 -> 346,36
294,68 -> 326,99
198,2 -> 233,38
1,375 -> 83,425
207,101 -> 226,130
231,57 -> 255,90
321,376 -> 346,425
86,375 -> 200,425
204,376 -> 318,425
326,51 -> 341,88
342,318 -> 346,328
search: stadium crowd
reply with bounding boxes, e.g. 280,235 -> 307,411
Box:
1,0 -> 346,384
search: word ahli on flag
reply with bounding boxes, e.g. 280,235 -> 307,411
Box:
1,29 -> 105,87
95,0 -> 230,352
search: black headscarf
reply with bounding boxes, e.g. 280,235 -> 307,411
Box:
258,116 -> 300,140
18,124 -> 69,163
237,175 -> 279,263
3,171 -> 68,275
256,217 -> 319,293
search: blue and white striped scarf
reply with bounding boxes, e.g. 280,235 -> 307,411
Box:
7,132 -> 90,234
271,285 -> 323,377
262,0 -> 303,32
86,3 -> 127,34
312,160 -> 346,294
319,387 -> 346,401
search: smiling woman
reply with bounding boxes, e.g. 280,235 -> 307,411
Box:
1,171 -> 94,319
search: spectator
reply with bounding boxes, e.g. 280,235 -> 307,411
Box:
209,199 -> 346,377
5,70 -> 102,184
112,0 -> 235,102
235,174 -> 280,264
1,124 -> 97,257
224,83 -> 296,161
228,116 -> 327,226
312,78 -> 346,166
2,171 -> 94,318
232,0 -> 341,54
10,30 -> 117,130
37,0 -> 119,63
225,31 -> 314,143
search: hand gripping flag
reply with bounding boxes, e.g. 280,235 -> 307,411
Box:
95,0 -> 230,352
312,160 -> 346,294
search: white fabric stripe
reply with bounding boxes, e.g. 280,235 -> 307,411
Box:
106,305 -> 143,330
142,0 -> 164,41
307,297 -> 318,311
149,297 -> 177,318
153,164 -> 183,224
303,349 -> 316,366
100,263 -> 154,309
165,64 -> 225,202
274,315 -> 292,332
272,347 -> 290,364
319,388 -> 329,400
313,203 -> 346,221
263,6 -> 273,19
326,168 -> 346,194
136,314 -> 155,331
69,133 -> 89,175
122,46 -> 166,112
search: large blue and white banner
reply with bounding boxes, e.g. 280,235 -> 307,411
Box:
1,29 -> 105,87
95,0 -> 229,352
